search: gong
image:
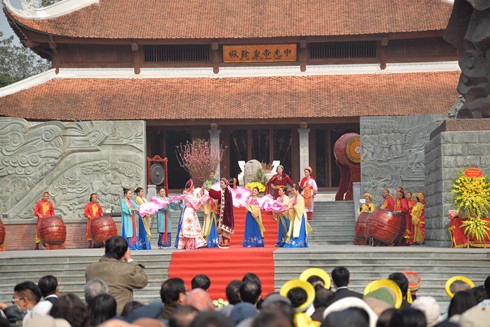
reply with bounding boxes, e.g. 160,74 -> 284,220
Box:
150,163 -> 165,185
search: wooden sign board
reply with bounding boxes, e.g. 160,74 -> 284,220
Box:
223,44 -> 297,63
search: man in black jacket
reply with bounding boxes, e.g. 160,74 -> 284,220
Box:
331,267 -> 363,302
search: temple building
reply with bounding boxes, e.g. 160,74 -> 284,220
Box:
0,0 -> 461,248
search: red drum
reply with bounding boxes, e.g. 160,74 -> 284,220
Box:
366,209 -> 406,246
333,133 -> 361,168
91,215 -> 117,244
0,218 -> 5,245
355,212 -> 371,245
40,217 -> 66,245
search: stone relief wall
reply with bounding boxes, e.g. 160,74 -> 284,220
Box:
0,118 -> 145,222
360,115 -> 446,205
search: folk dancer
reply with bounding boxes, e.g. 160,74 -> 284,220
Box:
300,166 -> 318,220
284,185 -> 311,248
177,179 -> 207,250
135,187 -> 152,243
209,178 -> 235,249
274,187 -> 290,247
156,188 -> 181,249
266,165 -> 295,199
84,193 -> 104,248
418,192 -> 426,241
243,187 -> 265,247
34,191 -> 55,250
202,172 -> 220,248
121,188 -> 150,250
359,192 -> 376,214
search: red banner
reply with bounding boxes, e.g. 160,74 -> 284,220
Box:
464,168 -> 483,178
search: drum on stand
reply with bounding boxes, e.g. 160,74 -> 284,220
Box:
40,216 -> 66,249
91,214 -> 118,246
355,212 -> 371,245
366,209 -> 406,246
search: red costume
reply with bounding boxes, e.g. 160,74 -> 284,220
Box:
380,195 -> 395,211
209,185 -> 235,248
394,197 -> 411,244
84,201 -> 104,244
34,199 -> 55,247
266,172 -> 295,199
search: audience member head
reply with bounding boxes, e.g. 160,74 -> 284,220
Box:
88,293 -> 117,326
251,310 -> 294,327
388,308 -> 426,327
169,305 -> 199,327
13,281 -> 42,311
183,289 -> 214,312
189,311 -> 234,327
470,286 -> 488,303
307,276 -> 325,289
242,273 -> 262,288
37,275 -> 59,298
447,290 -> 477,318
121,301 -> 144,319
84,278 -> 109,305
191,274 -> 211,291
230,302 -> 258,325
331,267 -> 350,288
376,308 -> 396,327
260,293 -> 294,324
50,293 -> 88,327
485,275 -> 490,298
160,278 -> 187,305
313,286 -> 334,309
388,272 -> 409,298
104,235 -> 128,260
286,287 -> 307,310
225,280 -> 242,305
240,281 -> 262,305
321,307 -> 369,327
411,296 -> 441,327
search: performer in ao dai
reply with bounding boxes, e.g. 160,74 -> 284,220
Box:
299,166 -> 318,220
177,180 -> 207,250
283,185 -> 311,248
243,187 -> 265,247
274,187 -> 290,247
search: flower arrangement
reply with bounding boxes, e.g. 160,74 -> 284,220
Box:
213,298 -> 229,309
176,139 -> 224,184
246,181 -> 266,193
451,170 -> 490,243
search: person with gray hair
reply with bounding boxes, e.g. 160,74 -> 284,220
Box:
84,279 -> 109,305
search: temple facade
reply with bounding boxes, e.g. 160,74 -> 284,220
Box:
0,0 -> 460,248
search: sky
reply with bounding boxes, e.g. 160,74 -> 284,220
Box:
1,0 -> 23,43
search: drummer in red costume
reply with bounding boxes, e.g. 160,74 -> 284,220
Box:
209,178 -> 235,248
266,165 -> 295,199
300,166 -> 318,220
394,190 -> 412,245
380,189 -> 394,211
84,193 -> 104,248
34,191 -> 55,250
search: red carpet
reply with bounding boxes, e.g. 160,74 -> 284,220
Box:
167,208 -> 279,300
168,247 -> 276,300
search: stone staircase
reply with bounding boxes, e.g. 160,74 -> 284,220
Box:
308,201 -> 356,245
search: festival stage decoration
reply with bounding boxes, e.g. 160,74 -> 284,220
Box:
245,181 -> 266,193
449,168 -> 490,247
176,139 -> 224,185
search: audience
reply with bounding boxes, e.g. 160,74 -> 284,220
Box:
160,278 -> 187,319
191,274 -> 211,291
331,266 -> 363,302
84,278 -> 109,305
88,293 -> 117,326
50,293 -> 88,327
38,275 -> 59,304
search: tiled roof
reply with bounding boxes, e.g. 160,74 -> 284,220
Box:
6,0 -> 453,39
0,71 -> 459,121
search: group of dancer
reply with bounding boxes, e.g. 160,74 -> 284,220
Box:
32,165 -> 318,251
359,187 -> 426,245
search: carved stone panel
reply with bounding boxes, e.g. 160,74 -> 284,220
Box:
360,115 -> 446,205
0,118 -> 145,222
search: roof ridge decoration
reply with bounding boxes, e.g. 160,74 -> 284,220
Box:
3,0 -> 98,20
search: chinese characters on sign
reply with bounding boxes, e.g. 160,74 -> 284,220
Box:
223,44 -> 297,63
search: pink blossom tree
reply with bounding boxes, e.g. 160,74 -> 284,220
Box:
176,138 -> 224,184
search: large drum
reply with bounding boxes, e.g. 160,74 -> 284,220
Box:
0,218 -> 5,246
334,133 -> 361,167
366,209 -> 406,246
40,216 -> 66,245
91,215 -> 117,245
355,212 -> 370,245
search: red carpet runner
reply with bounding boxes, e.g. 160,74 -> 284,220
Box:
168,208 -> 279,300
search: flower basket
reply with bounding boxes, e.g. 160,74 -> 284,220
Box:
467,217 -> 490,248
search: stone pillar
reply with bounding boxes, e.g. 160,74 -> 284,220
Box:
353,182 -> 361,220
209,123 -> 221,179
298,122 -> 310,177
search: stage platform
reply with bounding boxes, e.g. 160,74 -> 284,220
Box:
1,245 -> 489,312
